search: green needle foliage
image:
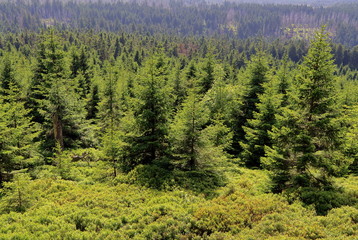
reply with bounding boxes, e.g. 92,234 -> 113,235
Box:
0,59 -> 40,184
241,77 -> 283,169
170,87 -> 209,170
236,51 -> 270,162
263,27 -> 353,213
27,31 -> 87,154
129,54 -> 172,167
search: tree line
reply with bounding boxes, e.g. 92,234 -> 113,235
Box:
1,0 -> 358,46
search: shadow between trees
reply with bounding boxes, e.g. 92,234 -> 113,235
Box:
116,163 -> 226,198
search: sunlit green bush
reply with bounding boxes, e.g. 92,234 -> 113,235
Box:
0,162 -> 356,239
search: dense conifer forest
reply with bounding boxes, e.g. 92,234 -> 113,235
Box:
0,0 -> 357,239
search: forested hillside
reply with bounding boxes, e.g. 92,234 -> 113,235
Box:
207,0 -> 357,6
1,0 -> 358,46
0,0 -> 357,239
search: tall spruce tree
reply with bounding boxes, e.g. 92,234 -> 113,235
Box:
0,56 -> 16,96
86,84 -> 100,120
70,47 -> 91,99
0,76 -> 39,184
98,63 -> 123,176
203,64 -> 233,155
27,31 -> 86,152
200,54 -> 215,94
232,51 -> 269,156
129,54 -> 172,166
263,27 -> 351,194
170,87 -> 209,170
240,76 -> 283,168
240,57 -> 292,168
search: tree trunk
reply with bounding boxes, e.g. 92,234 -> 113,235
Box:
17,187 -> 22,211
53,112 -> 64,150
112,152 -> 117,177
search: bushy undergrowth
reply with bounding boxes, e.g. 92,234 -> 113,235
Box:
0,155 -> 357,239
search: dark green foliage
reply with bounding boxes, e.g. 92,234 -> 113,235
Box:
128,55 -> 172,167
241,79 -> 283,168
98,64 -> 122,131
234,52 -> 269,158
299,187 -> 357,215
0,83 -> 39,184
200,55 -> 215,94
27,31 -> 87,153
263,28 -> 352,206
0,56 -> 16,96
171,66 -> 186,109
240,57 -> 292,168
97,63 -> 126,176
242,52 -> 270,121
86,84 -> 100,120
170,88 -> 209,170
344,105 -> 358,174
70,47 -> 91,98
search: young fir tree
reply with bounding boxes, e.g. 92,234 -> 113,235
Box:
0,173 -> 34,213
26,37 -> 49,124
171,63 -> 186,110
113,37 -> 121,60
184,61 -> 198,90
344,104 -> 358,174
70,47 -> 91,99
169,87 -> 209,170
240,77 -> 283,168
203,64 -> 233,155
27,31 -> 86,152
232,51 -> 269,156
0,56 -> 16,96
129,54 -> 172,167
276,54 -> 291,107
86,84 -> 100,120
263,27 -> 351,193
98,63 -> 125,176
200,54 -> 215,94
240,57 -> 292,168
0,79 -> 39,184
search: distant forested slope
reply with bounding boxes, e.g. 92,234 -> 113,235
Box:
206,0 -> 357,6
0,0 -> 358,46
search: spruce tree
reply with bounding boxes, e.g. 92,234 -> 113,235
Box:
263,27 -> 351,193
0,80 -> 39,184
171,64 -> 186,110
0,56 -> 16,96
114,38 -> 121,60
203,65 -> 233,155
70,47 -> 91,99
27,31 -> 86,152
86,84 -> 100,120
98,63 -> 123,176
129,55 -> 172,166
240,57 -> 292,168
240,77 -> 283,168
232,51 -> 269,156
200,54 -> 215,94
169,88 -> 209,170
